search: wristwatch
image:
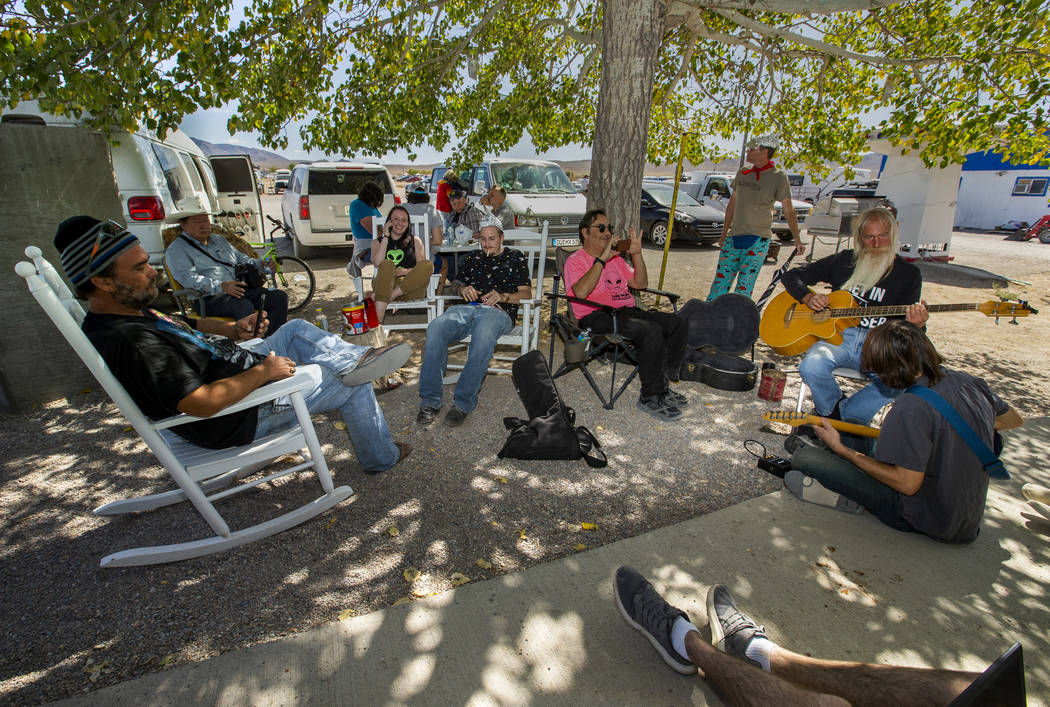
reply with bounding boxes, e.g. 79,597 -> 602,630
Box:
593,256 -> 606,268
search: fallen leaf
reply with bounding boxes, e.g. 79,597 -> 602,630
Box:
337,608 -> 355,620
403,567 -> 421,582
80,388 -> 92,394
323,517 -> 337,530
122,426 -> 133,432
392,597 -> 412,606
84,659 -> 110,682
450,572 -> 470,586
491,521 -> 500,527
333,421 -> 347,430
388,526 -> 400,536
411,588 -> 430,598
580,522 -> 598,530
158,654 -> 176,670
518,529 -> 527,539
596,425 -> 604,431
573,543 -> 587,551
475,558 -> 493,569
494,476 -> 508,484
704,402 -> 712,407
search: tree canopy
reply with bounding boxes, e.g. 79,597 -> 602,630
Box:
3,0 -> 1048,173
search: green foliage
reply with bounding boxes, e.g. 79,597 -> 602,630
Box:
2,0 -> 1048,172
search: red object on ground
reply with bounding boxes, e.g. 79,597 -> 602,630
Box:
363,296 -> 379,328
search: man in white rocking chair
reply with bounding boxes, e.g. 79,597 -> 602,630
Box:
54,215 -> 412,475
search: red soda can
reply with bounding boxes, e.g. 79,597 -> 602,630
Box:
363,296 -> 380,328
757,363 -> 776,400
770,370 -> 787,402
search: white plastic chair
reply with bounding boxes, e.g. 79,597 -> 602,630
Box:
435,222 -> 549,375
793,366 -> 868,413
371,213 -> 439,331
16,246 -> 353,568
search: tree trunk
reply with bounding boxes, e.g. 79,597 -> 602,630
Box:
589,0 -> 666,236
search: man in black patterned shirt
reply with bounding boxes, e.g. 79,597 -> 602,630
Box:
417,216 -> 531,427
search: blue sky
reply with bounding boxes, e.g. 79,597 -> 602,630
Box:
178,104 -> 593,164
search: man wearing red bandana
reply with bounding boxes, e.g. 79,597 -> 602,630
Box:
705,135 -> 804,301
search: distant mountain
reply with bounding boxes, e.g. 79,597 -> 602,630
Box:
189,138 -> 299,170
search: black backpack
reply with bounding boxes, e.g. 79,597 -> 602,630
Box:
498,351 -> 607,467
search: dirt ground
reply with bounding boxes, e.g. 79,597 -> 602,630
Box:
2,207 -> 1048,704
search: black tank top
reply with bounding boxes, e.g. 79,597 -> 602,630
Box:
384,231 -> 417,269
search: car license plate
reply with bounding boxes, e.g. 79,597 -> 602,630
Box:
552,237 -> 580,247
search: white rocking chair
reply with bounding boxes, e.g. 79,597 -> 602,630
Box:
16,246 -> 354,568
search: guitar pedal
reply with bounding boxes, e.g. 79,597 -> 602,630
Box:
757,454 -> 793,478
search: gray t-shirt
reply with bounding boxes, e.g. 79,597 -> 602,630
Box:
875,368 -> 1009,542
730,166 -> 791,239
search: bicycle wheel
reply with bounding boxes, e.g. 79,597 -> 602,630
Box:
271,256 -> 316,312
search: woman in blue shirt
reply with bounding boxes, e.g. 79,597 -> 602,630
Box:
349,181 -> 384,264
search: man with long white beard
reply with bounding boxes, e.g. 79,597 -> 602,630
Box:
780,207 -> 928,425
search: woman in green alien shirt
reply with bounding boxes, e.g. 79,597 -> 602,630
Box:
370,205 -> 435,321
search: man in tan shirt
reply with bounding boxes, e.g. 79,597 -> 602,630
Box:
705,135 -> 804,301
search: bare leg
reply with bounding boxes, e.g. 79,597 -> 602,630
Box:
768,648 -> 978,707
685,632 -> 846,707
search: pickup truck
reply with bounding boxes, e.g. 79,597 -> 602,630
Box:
682,171 -> 812,241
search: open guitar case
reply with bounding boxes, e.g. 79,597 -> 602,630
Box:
677,293 -> 760,391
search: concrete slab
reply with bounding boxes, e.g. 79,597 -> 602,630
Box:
56,419 -> 1050,706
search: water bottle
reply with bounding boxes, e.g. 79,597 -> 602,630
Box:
314,307 -> 328,332
577,327 -> 592,350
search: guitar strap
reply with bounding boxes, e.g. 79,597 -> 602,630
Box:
755,251 -> 796,310
905,384 -> 1008,479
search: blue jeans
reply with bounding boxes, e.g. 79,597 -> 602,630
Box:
791,441 -> 914,533
798,326 -> 901,424
248,319 -> 399,472
419,304 -> 512,413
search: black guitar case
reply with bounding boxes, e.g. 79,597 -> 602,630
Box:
677,294 -> 760,391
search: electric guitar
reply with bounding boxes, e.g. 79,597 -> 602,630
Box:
759,290 -> 1034,356
762,410 -> 881,438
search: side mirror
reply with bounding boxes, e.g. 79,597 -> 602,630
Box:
474,181 -> 487,195
640,199 -> 651,208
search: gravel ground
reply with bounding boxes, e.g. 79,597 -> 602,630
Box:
3,217 -> 1048,704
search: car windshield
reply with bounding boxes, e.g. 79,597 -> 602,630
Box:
644,185 -> 702,208
492,163 -> 576,194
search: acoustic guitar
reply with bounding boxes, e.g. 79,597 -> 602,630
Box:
759,290 -> 1034,356
762,411 -> 880,438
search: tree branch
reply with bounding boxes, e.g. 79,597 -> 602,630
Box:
709,7 -> 960,68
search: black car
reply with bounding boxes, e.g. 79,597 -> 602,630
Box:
640,182 -> 725,246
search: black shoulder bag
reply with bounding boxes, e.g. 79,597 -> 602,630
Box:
498,350 -> 607,467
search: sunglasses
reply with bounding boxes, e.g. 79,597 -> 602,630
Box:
84,220 -> 133,273
588,223 -> 614,234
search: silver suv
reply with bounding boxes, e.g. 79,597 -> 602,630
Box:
281,161 -> 397,258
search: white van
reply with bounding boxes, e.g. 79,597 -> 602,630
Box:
0,100 -> 263,260
281,161 -> 397,258
430,159 -> 585,247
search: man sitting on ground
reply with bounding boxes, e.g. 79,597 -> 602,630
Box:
164,205 -> 289,334
785,320 -> 1023,542
614,565 -> 1008,705
56,216 -> 412,474
565,209 -> 688,421
780,206 -> 926,425
417,216 -> 531,427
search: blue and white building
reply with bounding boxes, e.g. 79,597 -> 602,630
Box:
954,149 -> 1050,229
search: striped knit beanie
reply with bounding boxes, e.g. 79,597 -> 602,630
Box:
53,216 -> 139,286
